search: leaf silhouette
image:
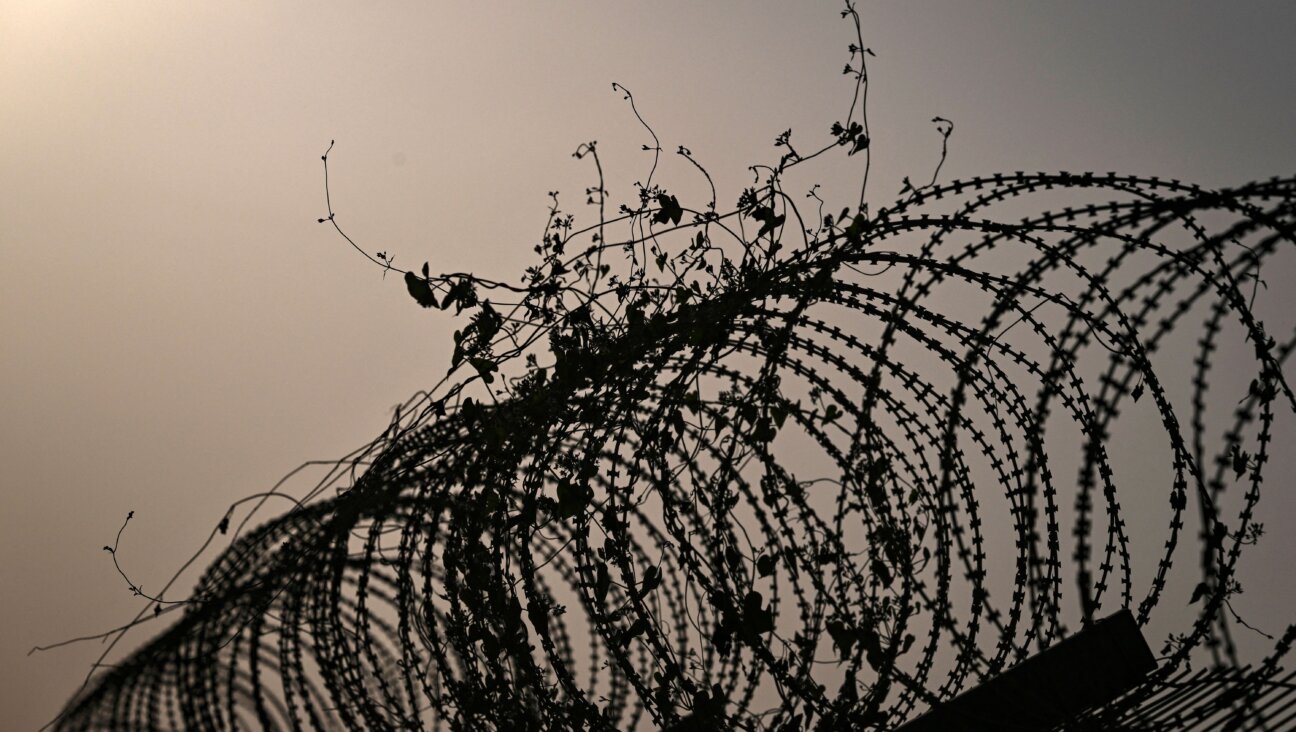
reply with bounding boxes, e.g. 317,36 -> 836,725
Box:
653,193 -> 683,226
404,270 -> 438,308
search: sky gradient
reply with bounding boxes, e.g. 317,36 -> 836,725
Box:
3,2 -> 1295,727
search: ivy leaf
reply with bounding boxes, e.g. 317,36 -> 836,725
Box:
872,558 -> 893,587
637,566 -> 661,599
844,212 -> 871,243
620,616 -> 650,647
742,591 -> 774,638
468,357 -> 498,384
404,270 -> 438,308
1230,445 -> 1250,479
474,302 -> 502,344
450,334 -> 465,372
859,625 -> 884,669
652,193 -> 684,226
757,553 -> 777,577
440,279 -> 478,313
848,134 -> 870,155
1249,377 -> 1277,404
1190,582 -> 1209,604
749,206 -> 786,238
899,633 -> 915,655
556,479 -> 592,519
527,598 -> 549,631
682,391 -> 702,414
826,619 -> 855,660
595,563 -> 611,605
863,461 -> 888,509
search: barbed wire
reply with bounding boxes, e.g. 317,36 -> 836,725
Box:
45,4 -> 1296,730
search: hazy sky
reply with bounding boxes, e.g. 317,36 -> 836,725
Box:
3,2 -> 1295,727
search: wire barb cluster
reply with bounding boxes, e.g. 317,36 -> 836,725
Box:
54,168 -> 1296,730
51,6 -> 1296,730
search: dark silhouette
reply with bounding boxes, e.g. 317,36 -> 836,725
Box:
897,610 -> 1155,730
46,3 -> 1296,729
